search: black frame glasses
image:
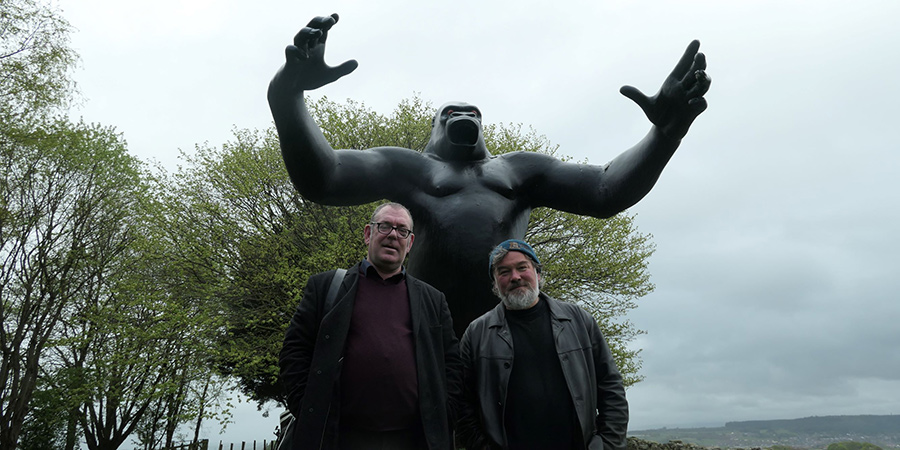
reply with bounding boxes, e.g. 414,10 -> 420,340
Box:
370,222 -> 412,238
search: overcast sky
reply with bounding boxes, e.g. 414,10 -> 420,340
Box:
59,0 -> 900,443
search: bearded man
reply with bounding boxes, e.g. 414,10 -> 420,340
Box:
457,239 -> 628,450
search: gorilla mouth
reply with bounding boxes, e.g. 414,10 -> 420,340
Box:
447,119 -> 480,146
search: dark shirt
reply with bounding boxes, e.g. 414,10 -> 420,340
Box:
339,261 -> 419,431
505,297 -> 578,450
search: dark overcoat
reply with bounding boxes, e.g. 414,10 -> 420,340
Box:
280,263 -> 462,450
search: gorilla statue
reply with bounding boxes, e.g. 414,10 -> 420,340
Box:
268,14 -> 711,336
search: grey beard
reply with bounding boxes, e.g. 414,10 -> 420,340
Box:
501,285 -> 540,310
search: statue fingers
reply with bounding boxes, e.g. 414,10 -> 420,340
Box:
669,40 -> 701,80
687,96 -> 708,114
305,14 -> 338,30
692,52 -> 707,71
330,59 -> 359,80
293,27 -> 323,52
685,69 -> 711,97
679,52 -> 708,89
319,13 -> 340,43
620,85 -> 651,110
621,85 -> 659,122
284,44 -> 306,61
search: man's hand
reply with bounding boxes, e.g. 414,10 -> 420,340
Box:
620,40 -> 711,140
271,13 -> 358,93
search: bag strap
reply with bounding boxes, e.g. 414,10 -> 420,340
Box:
277,268 -> 347,449
323,268 -> 346,313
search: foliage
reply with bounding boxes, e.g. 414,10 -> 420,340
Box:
159,126 -> 376,407
1,101 -> 228,450
0,120 -> 229,450
2,2 -> 232,448
826,442 -> 883,450
0,0 -> 79,127
17,375 -> 70,450
0,118 -> 144,449
56,236 -> 206,450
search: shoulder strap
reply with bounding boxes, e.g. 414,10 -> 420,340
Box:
277,268 -> 346,447
323,268 -> 346,313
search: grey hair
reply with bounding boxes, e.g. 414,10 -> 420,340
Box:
489,247 -> 544,297
370,202 -> 414,230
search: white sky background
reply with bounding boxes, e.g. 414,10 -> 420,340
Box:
58,0 -> 900,442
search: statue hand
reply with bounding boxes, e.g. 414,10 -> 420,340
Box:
619,40 -> 711,140
272,13 -> 358,93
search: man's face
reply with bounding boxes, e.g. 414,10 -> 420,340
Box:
364,206 -> 415,277
492,251 -> 540,310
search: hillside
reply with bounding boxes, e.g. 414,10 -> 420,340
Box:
629,415 -> 900,449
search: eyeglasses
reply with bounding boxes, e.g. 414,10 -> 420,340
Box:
370,222 -> 413,238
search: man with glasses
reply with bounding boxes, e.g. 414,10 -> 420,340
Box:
280,202 -> 462,449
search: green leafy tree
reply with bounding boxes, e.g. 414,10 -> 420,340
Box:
0,0 -> 78,128
41,165 -> 231,450
160,126 -> 375,407
167,95 -> 654,406
826,442 -> 883,450
2,2 -> 229,448
1,4 -> 102,449
1,119 -> 224,450
68,270 -> 223,450
140,177 -> 235,449
16,374 -> 70,450
0,119 -> 145,449
118,192 -> 233,450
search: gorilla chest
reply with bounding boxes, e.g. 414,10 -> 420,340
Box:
425,163 -> 516,200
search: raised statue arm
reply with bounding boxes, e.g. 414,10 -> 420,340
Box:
620,39 -> 710,141
527,40 -> 711,217
267,14 -> 419,205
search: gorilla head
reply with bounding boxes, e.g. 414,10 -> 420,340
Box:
423,102 -> 490,161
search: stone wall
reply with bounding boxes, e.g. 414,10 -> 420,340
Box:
628,436 -> 764,450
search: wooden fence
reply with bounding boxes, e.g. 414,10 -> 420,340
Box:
165,440 -> 208,450
166,439 -> 276,450
213,440 -> 275,450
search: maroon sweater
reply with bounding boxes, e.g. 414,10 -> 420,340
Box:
339,263 -> 419,431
